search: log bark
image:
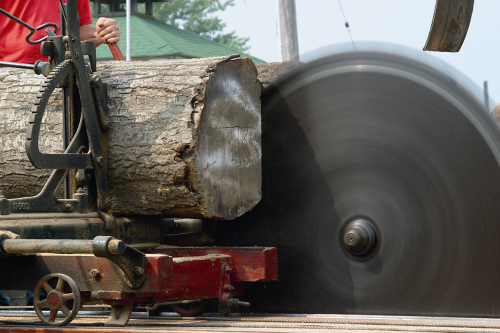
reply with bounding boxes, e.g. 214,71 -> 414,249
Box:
0,55 -> 261,220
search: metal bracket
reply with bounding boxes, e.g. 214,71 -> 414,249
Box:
217,262 -> 250,316
105,303 -> 133,327
92,236 -> 146,289
6,117 -> 90,214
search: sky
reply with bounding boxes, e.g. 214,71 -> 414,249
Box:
217,0 -> 500,109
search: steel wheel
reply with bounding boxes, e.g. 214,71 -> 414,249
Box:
171,300 -> 208,316
34,273 -> 81,326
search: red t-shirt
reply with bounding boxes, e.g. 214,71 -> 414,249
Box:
0,0 -> 93,64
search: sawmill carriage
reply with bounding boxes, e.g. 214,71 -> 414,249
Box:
2,0 -> 500,329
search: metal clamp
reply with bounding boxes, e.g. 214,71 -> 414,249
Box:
0,236 -> 146,289
92,236 -> 146,289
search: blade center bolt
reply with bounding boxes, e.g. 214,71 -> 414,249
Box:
342,219 -> 376,256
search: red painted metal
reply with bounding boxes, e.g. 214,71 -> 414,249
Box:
152,247 -> 278,282
0,246 -> 277,320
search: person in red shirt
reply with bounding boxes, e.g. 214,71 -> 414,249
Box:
0,0 -> 120,64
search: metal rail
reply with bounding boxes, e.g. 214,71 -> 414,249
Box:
3,311 -> 500,332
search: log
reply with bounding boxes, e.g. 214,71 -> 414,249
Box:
255,62 -> 302,89
0,55 -> 261,219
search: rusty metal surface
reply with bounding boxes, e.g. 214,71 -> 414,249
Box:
0,215 -> 171,244
153,247 -> 278,282
0,247 -> 276,304
423,0 -> 474,52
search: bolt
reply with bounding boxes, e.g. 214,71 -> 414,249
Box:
343,219 -> 377,256
62,202 -> 73,212
71,38 -> 76,43
96,157 -> 105,167
133,267 -> 144,278
90,268 -> 101,280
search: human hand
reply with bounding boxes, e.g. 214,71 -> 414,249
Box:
95,17 -> 120,44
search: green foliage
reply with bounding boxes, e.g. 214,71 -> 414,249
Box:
153,0 -> 250,52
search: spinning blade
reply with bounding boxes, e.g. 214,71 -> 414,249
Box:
217,49 -> 500,316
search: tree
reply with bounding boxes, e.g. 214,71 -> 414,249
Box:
153,0 -> 250,52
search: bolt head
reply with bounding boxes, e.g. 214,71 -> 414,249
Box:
342,219 -> 377,256
133,267 -> 144,278
62,202 -> 73,212
96,157 -> 105,167
90,268 -> 102,281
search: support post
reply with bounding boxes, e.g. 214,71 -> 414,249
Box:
126,0 -> 131,61
484,80 -> 490,112
93,0 -> 100,15
145,0 -> 153,16
278,0 -> 299,61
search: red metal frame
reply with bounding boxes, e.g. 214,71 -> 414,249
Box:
0,247 -> 277,326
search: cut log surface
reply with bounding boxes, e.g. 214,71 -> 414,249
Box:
0,55 -> 261,220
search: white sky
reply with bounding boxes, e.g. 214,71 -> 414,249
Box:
218,0 -> 500,108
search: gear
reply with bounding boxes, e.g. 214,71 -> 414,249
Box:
217,49 -> 500,317
26,60 -> 92,170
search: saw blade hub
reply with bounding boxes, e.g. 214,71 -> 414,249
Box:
342,219 -> 376,256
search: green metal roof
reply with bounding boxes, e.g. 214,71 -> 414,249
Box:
93,15 -> 264,63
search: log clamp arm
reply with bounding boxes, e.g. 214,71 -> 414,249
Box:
0,1 -> 120,229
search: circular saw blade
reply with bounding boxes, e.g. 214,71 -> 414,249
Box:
217,48 -> 500,317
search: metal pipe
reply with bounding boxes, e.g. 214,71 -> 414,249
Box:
278,0 -> 299,61
1,239 -> 93,254
0,61 -> 34,69
138,299 -> 203,312
276,0 -> 282,62
126,0 -> 131,61
0,238 -> 124,255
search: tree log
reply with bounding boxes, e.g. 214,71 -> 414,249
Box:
0,55 -> 261,219
255,62 -> 302,89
